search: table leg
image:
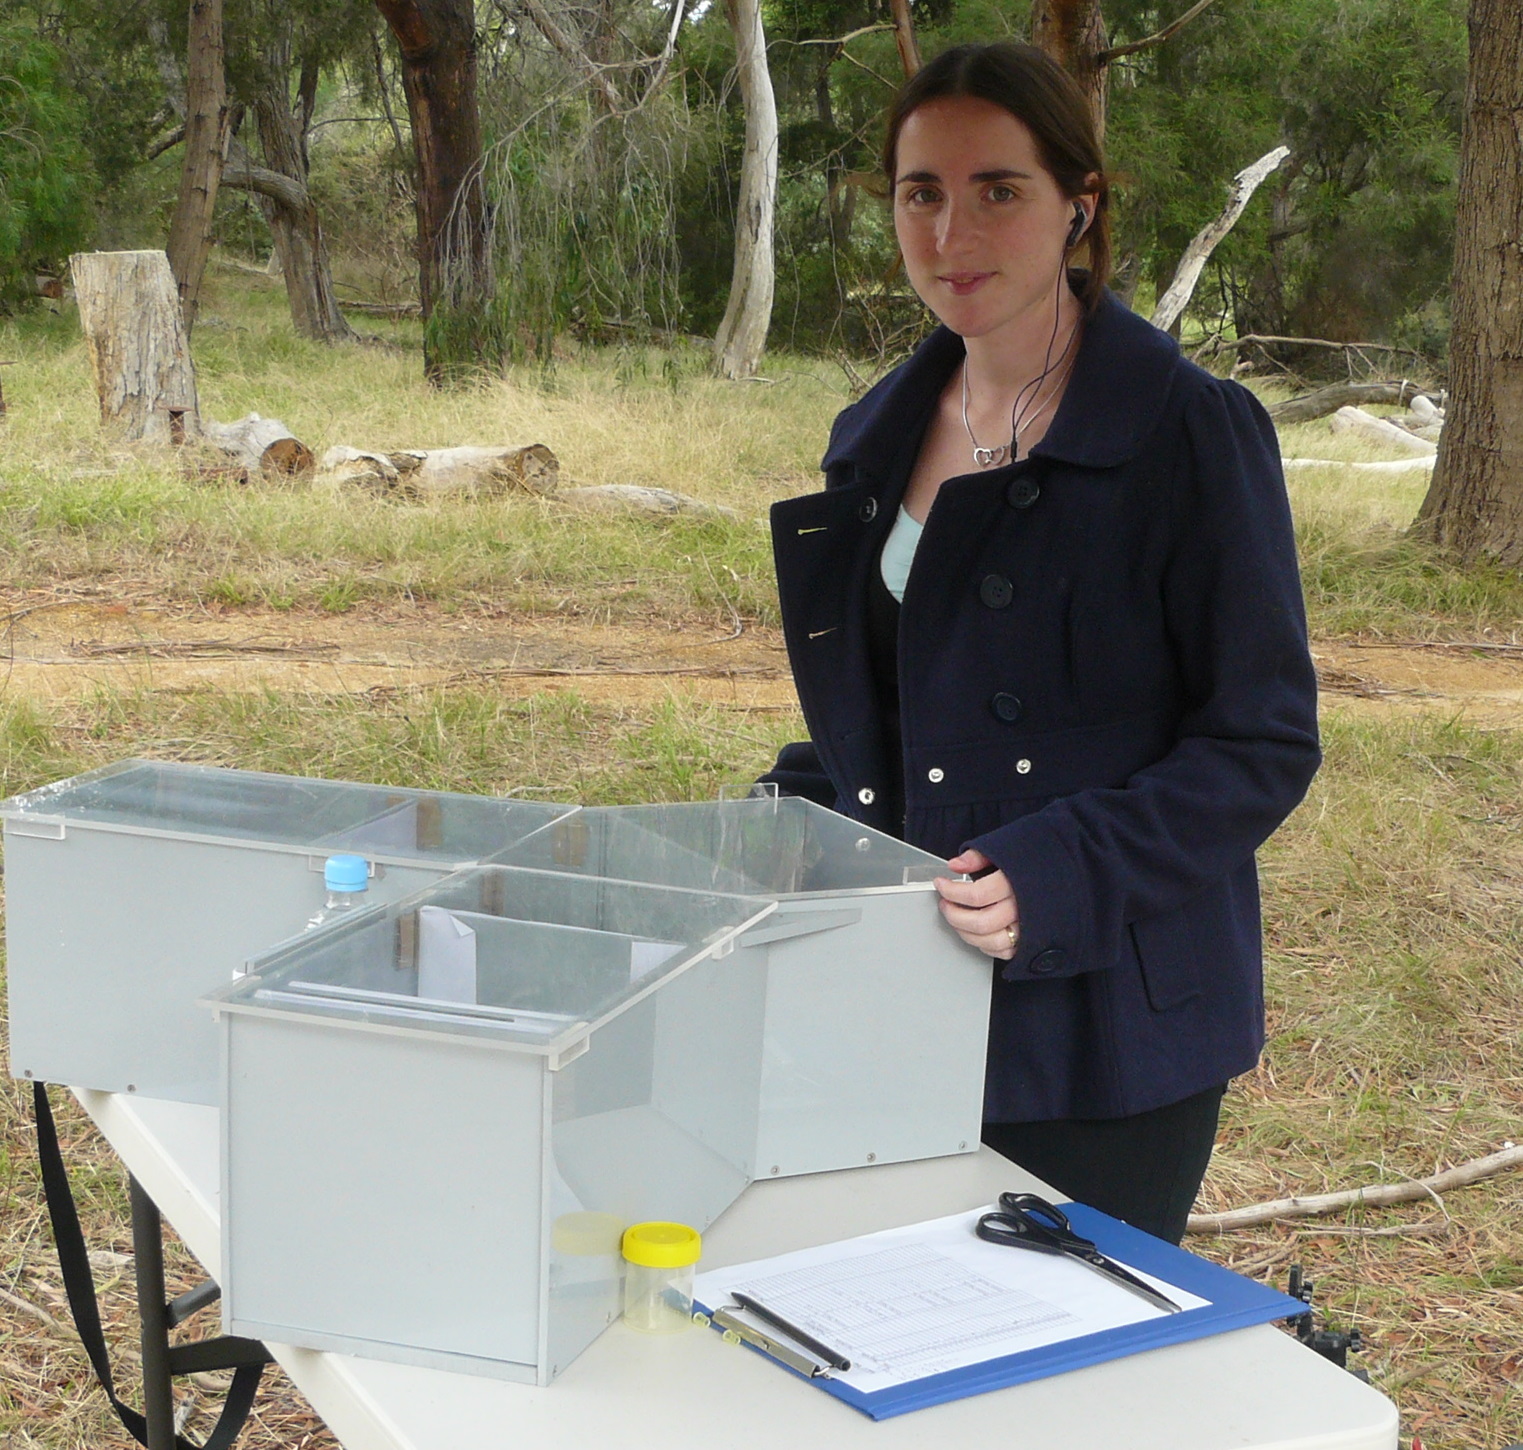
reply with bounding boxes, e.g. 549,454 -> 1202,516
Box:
130,1174 -> 179,1450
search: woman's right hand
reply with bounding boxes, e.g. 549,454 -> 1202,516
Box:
935,849 -> 1020,960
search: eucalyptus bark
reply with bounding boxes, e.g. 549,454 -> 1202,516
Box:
713,0 -> 778,380
251,61 -> 357,344
887,0 -> 921,79
1029,0 -> 1107,138
71,251 -> 201,441
1416,0 -> 1523,565
164,0 -> 231,333
375,0 -> 491,380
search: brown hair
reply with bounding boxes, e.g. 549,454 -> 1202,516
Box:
881,43 -> 1112,312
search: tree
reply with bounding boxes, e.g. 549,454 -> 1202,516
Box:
1030,0 -> 1108,133
164,0 -> 230,332
712,0 -> 778,379
0,25 -> 94,304
1415,0 -> 1523,565
375,0 -> 492,382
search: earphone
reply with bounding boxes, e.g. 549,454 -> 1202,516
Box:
1065,203 -> 1088,251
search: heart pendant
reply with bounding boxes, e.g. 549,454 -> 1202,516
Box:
972,445 -> 1006,468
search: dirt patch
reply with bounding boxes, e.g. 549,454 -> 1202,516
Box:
5,590 -> 1523,728
0,591 -> 800,712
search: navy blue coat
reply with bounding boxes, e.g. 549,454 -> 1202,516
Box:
764,291 -> 1320,1123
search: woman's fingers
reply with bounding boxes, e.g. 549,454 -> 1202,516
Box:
935,868 -> 1014,910
935,865 -> 1019,959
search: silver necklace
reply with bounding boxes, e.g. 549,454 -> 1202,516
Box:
961,319 -> 1081,468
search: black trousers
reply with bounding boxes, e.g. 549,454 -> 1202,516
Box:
981,1084 -> 1227,1245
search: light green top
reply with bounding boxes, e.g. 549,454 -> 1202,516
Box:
879,505 -> 923,603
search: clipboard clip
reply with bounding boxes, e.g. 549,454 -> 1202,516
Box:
709,1306 -> 843,1379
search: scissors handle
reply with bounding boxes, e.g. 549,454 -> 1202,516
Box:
997,1193 -> 1077,1236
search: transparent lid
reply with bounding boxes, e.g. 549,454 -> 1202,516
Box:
487,796 -> 948,896
206,865 -> 775,1050
1,759 -> 576,865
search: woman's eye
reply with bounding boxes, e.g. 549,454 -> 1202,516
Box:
988,184 -> 1016,203
902,186 -> 940,206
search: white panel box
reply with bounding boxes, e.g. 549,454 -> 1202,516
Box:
209,865 -> 775,1384
490,795 -> 992,1178
3,760 -> 575,1103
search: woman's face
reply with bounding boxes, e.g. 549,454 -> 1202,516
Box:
892,95 -> 1083,342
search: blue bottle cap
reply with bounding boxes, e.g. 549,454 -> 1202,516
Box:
324,854 -> 369,893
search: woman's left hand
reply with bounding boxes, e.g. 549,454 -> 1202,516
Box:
935,848 -> 1020,960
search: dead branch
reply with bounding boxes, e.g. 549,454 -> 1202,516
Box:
515,0 -> 621,111
789,23 -> 896,47
1267,381 -> 1436,426
1197,334 -> 1430,361
1099,0 -> 1221,63
1152,147 -> 1290,335
1187,1143 -> 1523,1233
73,637 -> 340,660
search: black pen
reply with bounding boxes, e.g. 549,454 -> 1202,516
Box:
730,1290 -> 852,1372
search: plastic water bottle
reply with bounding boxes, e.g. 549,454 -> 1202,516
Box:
306,854 -> 369,930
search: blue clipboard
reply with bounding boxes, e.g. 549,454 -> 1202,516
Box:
698,1202 -> 1306,1420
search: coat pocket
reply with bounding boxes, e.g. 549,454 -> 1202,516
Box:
1128,905 -> 1202,1013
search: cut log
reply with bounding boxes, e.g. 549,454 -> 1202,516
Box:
70,250 -> 200,442
1329,406 -> 1438,457
559,485 -> 737,518
1267,381 -> 1438,427
318,444 -> 558,499
1282,457 -> 1435,475
1151,146 -> 1291,335
202,413 -> 315,475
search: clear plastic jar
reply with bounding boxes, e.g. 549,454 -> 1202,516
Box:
621,1222 -> 701,1334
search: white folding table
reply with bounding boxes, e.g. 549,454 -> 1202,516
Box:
76,1087 -> 1400,1450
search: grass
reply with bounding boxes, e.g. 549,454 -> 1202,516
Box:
4,268 -> 1523,640
2,271 -> 1523,1446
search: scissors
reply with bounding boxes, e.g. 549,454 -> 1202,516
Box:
975,1193 -> 1182,1314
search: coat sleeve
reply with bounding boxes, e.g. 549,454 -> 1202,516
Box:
758,740 -> 839,809
971,380 -> 1320,980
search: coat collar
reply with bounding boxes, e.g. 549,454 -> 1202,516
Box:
822,287 -> 1182,478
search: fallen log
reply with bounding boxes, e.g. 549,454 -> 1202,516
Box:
1187,1143 -> 1523,1233
319,444 -> 559,498
1281,456 -> 1434,475
1267,381 -> 1437,427
202,413 -> 315,475
558,484 -> 737,518
1329,406 -> 1438,457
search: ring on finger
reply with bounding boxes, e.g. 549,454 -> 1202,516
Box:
1005,924 -> 1017,949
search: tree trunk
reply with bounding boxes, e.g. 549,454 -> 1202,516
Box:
713,0 -> 778,380
887,0 -> 921,79
165,0 -> 230,334
71,251 -> 201,442
374,0 -> 491,382
1029,0 -> 1107,138
1416,0 -> 1523,565
252,60 -> 358,344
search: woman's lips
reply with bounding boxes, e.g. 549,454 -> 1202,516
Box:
940,272 -> 993,296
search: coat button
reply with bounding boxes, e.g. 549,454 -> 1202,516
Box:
1029,947 -> 1067,975
857,787 -> 875,805
991,692 -> 1023,723
1016,758 -> 1032,775
927,767 -> 944,783
858,497 -> 878,522
1006,476 -> 1041,510
979,574 -> 1014,609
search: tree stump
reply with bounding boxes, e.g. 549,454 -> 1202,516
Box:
70,251 -> 200,442
318,443 -> 559,499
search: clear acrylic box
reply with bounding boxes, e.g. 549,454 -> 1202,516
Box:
3,760 -> 576,1102
490,794 -> 992,1178
208,865 -> 775,1383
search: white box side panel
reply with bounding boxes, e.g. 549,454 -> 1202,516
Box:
756,893 -> 990,1177
4,824 -> 449,1103
223,1015 -> 545,1371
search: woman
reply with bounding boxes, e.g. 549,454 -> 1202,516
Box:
762,42 -> 1320,1245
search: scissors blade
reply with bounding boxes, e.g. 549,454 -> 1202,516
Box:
1072,1249 -> 1182,1314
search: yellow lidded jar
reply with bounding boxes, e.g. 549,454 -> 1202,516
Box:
621,1222 -> 702,1334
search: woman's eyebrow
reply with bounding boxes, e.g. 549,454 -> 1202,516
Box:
895,167 -> 1035,186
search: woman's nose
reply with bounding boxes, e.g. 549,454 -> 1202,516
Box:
936,197 -> 979,253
